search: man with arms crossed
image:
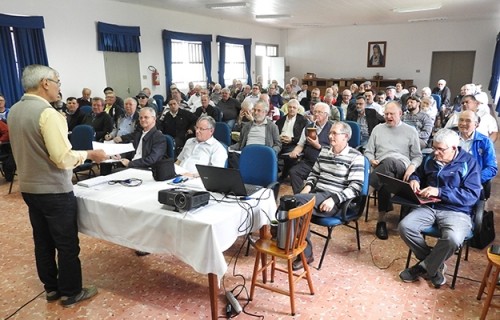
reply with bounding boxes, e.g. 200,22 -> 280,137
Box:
8,65 -> 107,307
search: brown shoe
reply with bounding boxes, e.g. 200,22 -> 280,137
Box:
292,256 -> 314,271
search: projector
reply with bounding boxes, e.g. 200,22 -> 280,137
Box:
158,188 -> 210,211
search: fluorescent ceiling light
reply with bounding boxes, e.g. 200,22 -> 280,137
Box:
393,4 -> 442,13
408,17 -> 448,23
255,14 -> 292,19
206,2 -> 248,10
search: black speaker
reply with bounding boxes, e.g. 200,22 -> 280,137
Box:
158,188 -> 210,211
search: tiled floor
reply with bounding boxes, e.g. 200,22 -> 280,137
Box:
1,149 -> 500,319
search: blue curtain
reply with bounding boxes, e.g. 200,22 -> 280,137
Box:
97,22 -> 141,52
489,32 -> 500,112
0,13 -> 48,107
162,30 -> 212,92
216,35 -> 252,87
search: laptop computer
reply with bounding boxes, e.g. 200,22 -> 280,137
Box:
376,172 -> 441,205
196,164 -> 263,196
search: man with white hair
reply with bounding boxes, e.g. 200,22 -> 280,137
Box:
399,128 -> 481,289
420,87 -> 438,124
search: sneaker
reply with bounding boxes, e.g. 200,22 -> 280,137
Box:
46,291 -> 60,302
61,286 -> 98,307
399,264 -> 427,282
430,264 -> 447,288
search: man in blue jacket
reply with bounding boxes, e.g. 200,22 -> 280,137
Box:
457,110 -> 497,198
398,128 -> 481,288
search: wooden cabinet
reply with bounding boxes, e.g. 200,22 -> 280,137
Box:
302,77 -> 413,94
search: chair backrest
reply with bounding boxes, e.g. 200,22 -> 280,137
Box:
337,106 -> 345,121
164,134 -> 175,159
153,94 -> 164,108
344,120 -> 361,148
239,145 -> 278,187
214,122 -> 232,146
283,197 -> 315,255
347,156 -> 370,220
79,105 -> 92,115
70,125 -> 95,150
431,94 -> 442,112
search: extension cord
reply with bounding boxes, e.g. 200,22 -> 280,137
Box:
225,291 -> 242,314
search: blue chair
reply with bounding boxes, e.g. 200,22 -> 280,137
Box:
214,122 -> 232,146
153,94 -> 164,108
70,125 -> 95,181
79,105 -> 92,115
344,120 -> 361,148
431,94 -> 442,112
337,106 -> 344,121
310,156 -> 370,269
164,134 -> 175,159
404,199 -> 484,289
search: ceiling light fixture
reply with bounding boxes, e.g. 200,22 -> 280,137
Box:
255,14 -> 292,19
392,4 -> 442,13
408,17 -> 448,23
206,2 -> 248,10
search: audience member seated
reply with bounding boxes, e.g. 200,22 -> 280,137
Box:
157,99 -> 197,154
401,96 -> 434,149
194,94 -> 222,122
350,83 -> 360,98
432,79 -> 452,124
288,102 -> 332,193
104,92 -> 124,125
300,86 -> 318,111
210,84 -> 222,105
136,90 -> 156,111
445,95 -> 498,142
228,100 -> 281,168
457,110 -> 497,198
290,77 -> 301,93
0,120 -> 15,182
236,84 -> 251,103
292,121 -> 365,270
103,87 -> 124,109
186,81 -> 196,98
260,93 -> 280,122
281,83 -> 295,104
230,79 -> 243,98
398,128 -> 481,289
243,85 -> 261,107
187,85 -> 202,112
232,100 -> 254,133
77,87 -> 92,107
105,97 -> 140,140
395,82 -> 409,99
65,97 -> 86,132
268,85 -> 284,109
275,99 -> 308,181
376,91 -> 388,113
385,86 -> 400,103
0,94 -> 9,122
281,92 -> 305,115
346,96 -> 385,147
176,116 -> 228,176
82,97 -> 113,142
113,107 -> 166,169
142,87 -> 158,110
420,87 -> 438,124
364,101 -> 422,240
364,89 -> 383,115
166,84 -> 188,104
323,94 -> 341,122
400,84 -> 418,109
335,89 -> 356,119
51,92 -> 67,114
217,88 -> 241,130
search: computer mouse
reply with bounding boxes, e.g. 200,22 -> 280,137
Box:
172,176 -> 184,184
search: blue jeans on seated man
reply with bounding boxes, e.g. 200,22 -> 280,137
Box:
22,192 -> 83,297
294,192 -> 342,259
398,206 -> 472,277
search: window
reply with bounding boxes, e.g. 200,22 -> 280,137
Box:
255,43 -> 278,57
223,43 -> 247,84
171,40 -> 206,90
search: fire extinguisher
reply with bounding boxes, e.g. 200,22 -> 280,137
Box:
149,66 -> 160,86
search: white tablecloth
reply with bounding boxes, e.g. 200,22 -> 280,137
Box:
74,168 -> 277,279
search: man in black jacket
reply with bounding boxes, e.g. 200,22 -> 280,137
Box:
346,96 -> 385,148
157,99 -> 197,154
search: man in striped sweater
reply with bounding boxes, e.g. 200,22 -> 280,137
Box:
292,121 -> 366,270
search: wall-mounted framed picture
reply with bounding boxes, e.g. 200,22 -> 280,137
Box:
367,41 -> 386,68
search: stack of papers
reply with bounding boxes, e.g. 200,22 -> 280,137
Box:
76,175 -> 110,188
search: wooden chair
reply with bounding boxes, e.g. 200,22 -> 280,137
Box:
249,197 -> 315,316
477,247 -> 500,320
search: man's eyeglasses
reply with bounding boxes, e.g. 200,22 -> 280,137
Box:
432,146 -> 450,152
195,126 -> 211,131
138,96 -> 148,99
46,78 -> 61,87
330,131 -> 346,136
313,110 -> 326,115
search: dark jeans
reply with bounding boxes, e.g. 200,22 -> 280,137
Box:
289,160 -> 314,194
369,157 -> 407,214
22,192 -> 82,296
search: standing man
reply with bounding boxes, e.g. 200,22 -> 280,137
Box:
399,129 -> 481,288
364,101 -> 422,240
8,64 -> 107,307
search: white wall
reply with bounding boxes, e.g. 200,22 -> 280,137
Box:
284,19 -> 498,97
1,0 -> 282,99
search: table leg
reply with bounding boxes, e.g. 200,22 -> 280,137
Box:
208,273 -> 218,320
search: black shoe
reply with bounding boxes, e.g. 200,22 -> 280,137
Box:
135,250 -> 150,256
292,256 -> 314,271
61,286 -> 98,307
46,291 -> 61,302
430,264 -> 447,288
376,221 -> 388,240
399,264 -> 427,282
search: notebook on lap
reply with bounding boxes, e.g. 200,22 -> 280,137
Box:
196,164 -> 263,196
376,172 -> 441,205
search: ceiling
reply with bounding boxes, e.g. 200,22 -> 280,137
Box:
111,0 -> 499,29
